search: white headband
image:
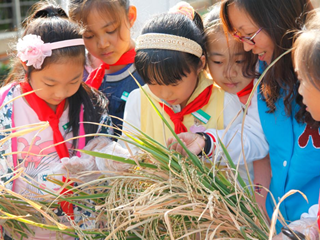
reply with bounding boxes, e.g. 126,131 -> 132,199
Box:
136,33 -> 203,58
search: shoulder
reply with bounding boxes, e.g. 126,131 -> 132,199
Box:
125,89 -> 141,118
0,82 -> 18,105
127,88 -> 141,105
131,65 -> 144,83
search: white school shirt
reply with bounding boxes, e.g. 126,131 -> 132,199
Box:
122,88 -> 255,184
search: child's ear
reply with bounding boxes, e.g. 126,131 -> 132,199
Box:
127,6 -> 137,27
197,55 -> 206,74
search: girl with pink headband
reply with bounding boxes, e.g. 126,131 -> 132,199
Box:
0,2 -> 113,239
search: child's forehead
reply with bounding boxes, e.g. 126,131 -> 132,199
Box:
82,3 -> 126,24
207,32 -> 244,55
83,8 -> 124,30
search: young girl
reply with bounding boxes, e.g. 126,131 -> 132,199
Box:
68,0 -> 145,137
0,2 -> 112,239
273,9 -> 320,240
122,2 -> 249,177
203,3 -> 270,212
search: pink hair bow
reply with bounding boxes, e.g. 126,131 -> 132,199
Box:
17,35 -> 52,69
17,34 -> 84,69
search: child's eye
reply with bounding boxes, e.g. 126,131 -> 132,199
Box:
213,61 -> 222,64
44,83 -> 54,87
84,35 -> 94,40
83,33 -> 94,39
70,80 -> 80,85
106,28 -> 117,34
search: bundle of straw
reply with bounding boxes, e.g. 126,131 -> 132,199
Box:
72,79 -> 271,239
77,129 -> 270,239
0,102 -> 271,240
0,68 -> 284,239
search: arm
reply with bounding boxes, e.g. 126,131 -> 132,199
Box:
253,155 -> 271,221
206,89 -> 268,164
60,105 -> 114,179
168,89 -> 268,163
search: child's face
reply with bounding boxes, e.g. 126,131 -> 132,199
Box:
227,4 -> 274,65
207,31 -> 252,94
29,61 -> 83,111
297,67 -> 320,121
83,7 -> 135,66
148,68 -> 200,109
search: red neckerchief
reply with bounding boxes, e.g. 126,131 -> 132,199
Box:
85,48 -> 136,89
20,82 -> 74,220
236,79 -> 254,105
160,85 -> 213,134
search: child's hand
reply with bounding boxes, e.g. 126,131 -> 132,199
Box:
61,155 -> 96,174
167,132 -> 205,156
60,137 -> 111,178
96,141 -> 132,174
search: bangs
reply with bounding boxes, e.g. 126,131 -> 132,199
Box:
80,1 -> 126,27
135,50 -> 194,85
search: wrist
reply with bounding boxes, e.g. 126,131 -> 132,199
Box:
195,132 -> 211,156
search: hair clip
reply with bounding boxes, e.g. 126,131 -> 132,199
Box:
17,34 -> 84,69
169,1 -> 195,20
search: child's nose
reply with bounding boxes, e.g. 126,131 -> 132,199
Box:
97,36 -> 110,49
55,88 -> 68,99
160,88 -> 173,100
224,65 -> 237,79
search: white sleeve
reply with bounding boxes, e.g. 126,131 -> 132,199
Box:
122,89 -> 141,132
119,89 -> 141,154
206,88 -> 269,165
